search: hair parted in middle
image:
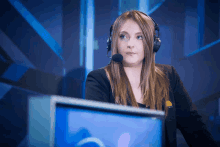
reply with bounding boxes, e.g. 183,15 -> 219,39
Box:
103,10 -> 170,117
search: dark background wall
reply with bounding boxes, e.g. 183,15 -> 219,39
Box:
0,0 -> 220,146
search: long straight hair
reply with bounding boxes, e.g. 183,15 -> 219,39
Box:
104,10 -> 170,117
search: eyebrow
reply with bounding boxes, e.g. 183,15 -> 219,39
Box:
120,31 -> 142,35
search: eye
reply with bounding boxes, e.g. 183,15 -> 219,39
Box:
119,34 -> 127,39
137,35 -> 143,40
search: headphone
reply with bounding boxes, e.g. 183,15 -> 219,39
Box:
106,11 -> 161,57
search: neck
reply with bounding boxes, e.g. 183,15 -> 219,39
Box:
123,63 -> 142,87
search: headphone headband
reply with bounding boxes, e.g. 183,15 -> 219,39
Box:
138,11 -> 159,32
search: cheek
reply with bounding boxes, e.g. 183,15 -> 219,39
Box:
138,43 -> 144,52
140,46 -> 145,58
118,42 -> 126,52
138,42 -> 144,47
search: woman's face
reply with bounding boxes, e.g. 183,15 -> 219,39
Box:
117,19 -> 144,67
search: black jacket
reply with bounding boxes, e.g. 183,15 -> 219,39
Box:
85,63 -> 218,147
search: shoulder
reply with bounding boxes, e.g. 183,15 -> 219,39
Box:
155,63 -> 177,88
86,67 -> 110,85
85,67 -> 111,102
155,63 -> 174,75
87,68 -> 106,77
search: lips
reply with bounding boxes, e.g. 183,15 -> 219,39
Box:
126,52 -> 136,54
126,52 -> 136,55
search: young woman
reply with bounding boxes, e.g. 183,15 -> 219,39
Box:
85,10 -> 218,147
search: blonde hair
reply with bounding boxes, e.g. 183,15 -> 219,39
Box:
104,10 -> 170,117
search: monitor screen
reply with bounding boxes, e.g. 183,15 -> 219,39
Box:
55,103 -> 163,147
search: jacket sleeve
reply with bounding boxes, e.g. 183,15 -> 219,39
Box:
171,66 -> 218,147
85,69 -> 111,103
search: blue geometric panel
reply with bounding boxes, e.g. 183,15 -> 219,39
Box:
0,54 -> 6,63
0,82 -> 12,100
187,39 -> 220,57
0,29 -> 36,68
8,0 -> 63,61
0,85 -> 40,146
17,135 -> 28,147
197,0 -> 205,48
85,0 -> 94,80
1,63 -> 29,82
0,0 -> 64,76
139,0 -> 165,15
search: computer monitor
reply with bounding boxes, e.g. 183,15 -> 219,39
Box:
28,95 -> 165,147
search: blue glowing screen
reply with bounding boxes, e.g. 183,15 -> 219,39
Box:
55,105 -> 162,147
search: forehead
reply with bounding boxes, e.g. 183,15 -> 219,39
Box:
119,19 -> 141,33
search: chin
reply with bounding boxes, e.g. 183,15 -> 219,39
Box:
123,61 -> 140,66
123,60 -> 143,65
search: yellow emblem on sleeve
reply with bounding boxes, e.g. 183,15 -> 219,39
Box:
166,101 -> 172,107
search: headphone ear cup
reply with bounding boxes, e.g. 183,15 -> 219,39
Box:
153,37 -> 161,53
107,37 -> 112,52
107,25 -> 113,54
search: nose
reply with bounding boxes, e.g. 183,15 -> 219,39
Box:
127,38 -> 135,49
